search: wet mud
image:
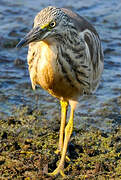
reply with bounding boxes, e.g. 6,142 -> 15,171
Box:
0,104 -> 121,179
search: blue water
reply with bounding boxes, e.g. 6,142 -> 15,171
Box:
0,0 -> 121,131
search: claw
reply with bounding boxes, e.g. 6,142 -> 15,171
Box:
65,155 -> 70,162
54,149 -> 71,162
47,166 -> 66,177
54,149 -> 60,155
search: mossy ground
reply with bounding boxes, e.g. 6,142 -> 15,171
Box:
0,106 -> 121,180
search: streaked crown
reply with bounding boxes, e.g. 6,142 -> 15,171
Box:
34,6 -> 68,28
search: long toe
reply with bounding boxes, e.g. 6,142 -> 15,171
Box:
54,149 -> 70,162
54,149 -> 60,155
47,166 -> 66,177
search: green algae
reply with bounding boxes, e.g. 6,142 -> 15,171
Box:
0,106 -> 121,179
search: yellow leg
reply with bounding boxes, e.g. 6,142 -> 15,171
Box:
54,100 -> 70,161
48,104 -> 74,177
58,100 -> 68,152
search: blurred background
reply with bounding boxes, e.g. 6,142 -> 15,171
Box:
0,0 -> 121,132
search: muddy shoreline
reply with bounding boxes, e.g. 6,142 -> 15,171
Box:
0,105 -> 121,179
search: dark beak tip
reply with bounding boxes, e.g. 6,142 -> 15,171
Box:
16,26 -> 41,48
16,39 -> 26,48
16,43 -> 21,48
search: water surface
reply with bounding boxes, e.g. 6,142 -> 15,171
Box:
0,0 -> 121,131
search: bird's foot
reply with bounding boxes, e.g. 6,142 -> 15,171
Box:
54,149 -> 70,162
47,165 -> 66,177
65,155 -> 70,162
54,149 -> 60,155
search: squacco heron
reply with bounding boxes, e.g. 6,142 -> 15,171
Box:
17,6 -> 104,177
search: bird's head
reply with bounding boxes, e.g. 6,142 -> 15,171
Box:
17,6 -> 71,47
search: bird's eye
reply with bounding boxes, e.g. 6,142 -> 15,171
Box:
49,21 -> 56,28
